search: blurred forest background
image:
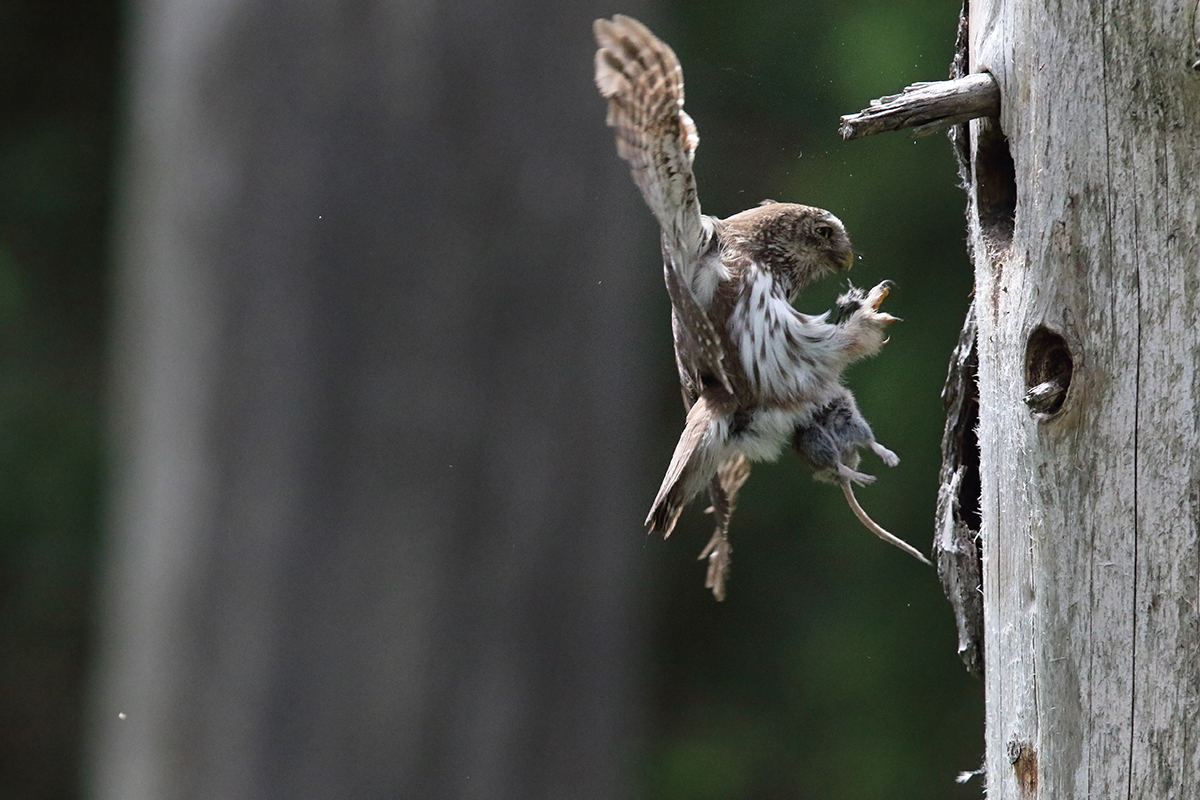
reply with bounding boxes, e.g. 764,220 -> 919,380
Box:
2,0 -> 980,798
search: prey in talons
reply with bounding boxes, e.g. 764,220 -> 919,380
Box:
793,388 -> 931,566
594,14 -> 928,598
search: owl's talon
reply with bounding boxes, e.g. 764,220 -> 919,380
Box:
868,281 -> 893,310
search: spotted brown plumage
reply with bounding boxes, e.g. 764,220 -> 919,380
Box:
594,15 -> 927,598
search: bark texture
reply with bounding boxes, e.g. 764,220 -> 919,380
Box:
88,1 -> 655,798
838,73 -> 1000,140
935,299 -> 983,678
968,0 -> 1200,796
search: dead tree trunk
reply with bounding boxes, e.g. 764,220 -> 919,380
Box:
968,0 -> 1200,796
87,2 -> 654,798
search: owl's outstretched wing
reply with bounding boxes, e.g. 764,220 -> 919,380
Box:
593,15 -> 711,284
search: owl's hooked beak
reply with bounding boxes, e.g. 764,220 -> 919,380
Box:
839,249 -> 855,271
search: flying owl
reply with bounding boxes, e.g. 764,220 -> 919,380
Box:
593,15 -> 928,598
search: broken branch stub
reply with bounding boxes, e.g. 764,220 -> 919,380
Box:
838,73 -> 1001,140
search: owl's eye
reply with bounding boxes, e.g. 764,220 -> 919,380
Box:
815,225 -> 834,240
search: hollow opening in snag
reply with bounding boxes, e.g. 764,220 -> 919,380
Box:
974,116 -> 1016,249
957,379 -> 981,532
1024,326 -> 1073,417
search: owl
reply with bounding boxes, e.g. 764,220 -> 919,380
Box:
594,15 -> 926,598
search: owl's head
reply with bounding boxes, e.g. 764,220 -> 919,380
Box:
724,202 -> 854,299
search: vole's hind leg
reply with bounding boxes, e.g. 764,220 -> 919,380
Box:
837,461 -> 876,486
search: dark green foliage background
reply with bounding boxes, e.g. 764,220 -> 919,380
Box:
0,0 -> 980,797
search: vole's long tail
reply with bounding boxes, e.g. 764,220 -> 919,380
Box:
840,481 -> 931,565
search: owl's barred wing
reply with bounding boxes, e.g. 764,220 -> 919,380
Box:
663,241 -> 733,397
593,15 -> 709,277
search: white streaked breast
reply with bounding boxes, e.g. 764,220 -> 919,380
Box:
730,270 -> 844,404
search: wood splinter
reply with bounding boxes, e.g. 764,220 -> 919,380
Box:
838,72 -> 1001,140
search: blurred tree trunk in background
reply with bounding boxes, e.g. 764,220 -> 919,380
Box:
88,1 -> 656,798
969,0 -> 1200,796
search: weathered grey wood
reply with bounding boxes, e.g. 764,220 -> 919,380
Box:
88,1 -> 654,798
934,300 -> 983,678
967,0 -> 1200,797
932,8 -> 987,682
838,73 -> 1000,140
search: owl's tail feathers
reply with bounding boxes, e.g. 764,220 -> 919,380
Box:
647,498 -> 685,539
646,394 -> 726,537
839,481 -> 932,565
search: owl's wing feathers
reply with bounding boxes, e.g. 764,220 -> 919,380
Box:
594,15 -> 711,286
663,242 -> 733,397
